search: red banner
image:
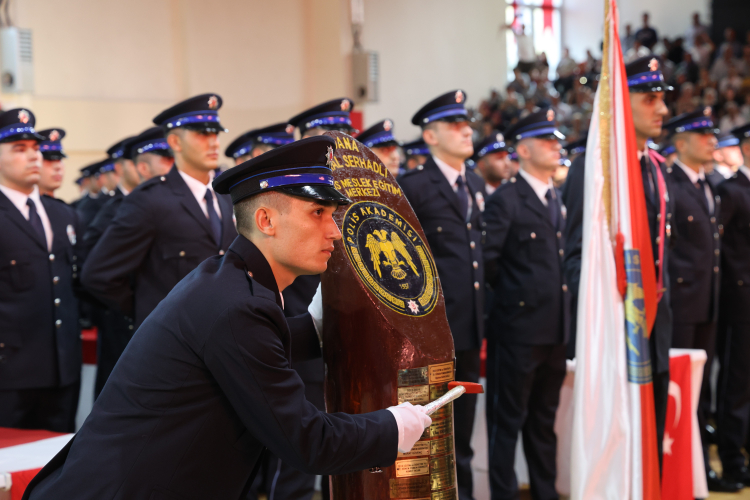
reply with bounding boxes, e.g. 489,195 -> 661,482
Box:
661,355 -> 694,500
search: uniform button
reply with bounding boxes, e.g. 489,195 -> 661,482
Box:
474,282 -> 480,290
714,233 -> 719,240
714,266 -> 719,273
72,273 -> 77,279
55,320 -> 62,328
437,226 -> 443,233
519,301 -> 525,306
0,343 -> 4,348
482,222 -> 487,227
179,251 -> 186,257
677,277 -> 684,283
72,265 -> 78,271
559,249 -> 564,256
530,232 -> 536,239
556,231 -> 562,238
687,215 -> 693,222
473,261 -> 478,269
710,217 -> 716,223
667,213 -> 672,220
52,276 -> 59,284
470,241 -> 476,249
657,213 -> 661,220
466,223 -> 472,230
219,250 -> 225,255
562,284 -> 568,292
129,325 -> 134,331
655,259 -> 660,266
54,298 -> 60,306
655,236 -> 661,244
510,177 -> 517,183
482,231 -> 486,237
739,280 -> 744,286
10,260 -> 16,265
160,176 -> 166,181
49,253 -> 55,261
715,249 -> 720,256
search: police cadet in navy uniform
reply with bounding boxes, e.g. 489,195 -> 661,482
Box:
81,94 -> 237,329
76,159 -> 111,231
225,122 -> 295,166
357,119 -> 401,178
661,111 -> 738,491
474,133 -> 512,196
481,110 -> 568,500
716,123 -> 750,487
23,136 -> 431,500
401,138 -> 430,175
398,90 -> 485,500
36,128 -> 67,198
0,108 -> 82,433
82,129 -> 174,398
564,56 -> 676,467
242,99 -> 359,500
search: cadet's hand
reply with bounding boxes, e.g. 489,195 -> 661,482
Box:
386,402 -> 432,453
307,283 -> 323,344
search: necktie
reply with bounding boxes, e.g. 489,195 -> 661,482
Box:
204,188 -> 222,247
26,198 -> 47,247
455,175 -> 469,221
696,178 -> 710,213
545,188 -> 559,229
640,155 -> 655,205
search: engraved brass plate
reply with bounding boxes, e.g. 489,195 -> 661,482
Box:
395,458 -> 430,477
431,487 -> 457,500
429,418 -> 452,438
428,362 -> 454,384
429,454 -> 454,473
430,467 -> 456,491
433,404 -> 452,421
398,440 -> 431,458
398,366 -> 429,387
398,385 -> 430,404
390,477 -> 430,498
430,436 -> 454,456
430,383 -> 448,400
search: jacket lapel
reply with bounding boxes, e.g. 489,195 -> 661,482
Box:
424,157 -> 464,220
40,196 -> 67,251
0,191 -> 47,250
675,166 -> 710,214
169,168 -> 215,240
218,193 -> 235,247
515,174 -> 553,228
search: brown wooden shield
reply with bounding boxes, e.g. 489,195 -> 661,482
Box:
321,131 -> 458,500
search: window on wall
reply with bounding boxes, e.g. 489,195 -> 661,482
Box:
505,0 -> 563,80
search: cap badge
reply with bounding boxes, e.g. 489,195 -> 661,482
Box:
383,120 -> 392,131
18,110 -> 29,124
704,106 -> 711,117
207,95 -> 219,110
547,109 -> 555,121
285,124 -> 295,134
496,132 -> 504,143
49,130 -> 60,141
455,90 -> 464,103
259,180 -> 269,189
649,58 -> 659,72
326,145 -> 335,167
341,99 -> 351,112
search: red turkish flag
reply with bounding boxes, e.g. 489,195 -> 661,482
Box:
661,354 -> 694,500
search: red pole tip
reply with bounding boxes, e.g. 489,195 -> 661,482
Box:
448,381 -> 484,394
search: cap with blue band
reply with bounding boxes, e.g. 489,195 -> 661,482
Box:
287,99 -> 356,136
38,128 -> 67,160
402,139 -> 430,156
0,108 -> 44,143
357,119 -> 399,149
412,90 -> 470,126
225,123 -> 296,159
153,93 -> 228,133
504,109 -> 565,144
664,108 -> 720,137
625,56 -> 674,92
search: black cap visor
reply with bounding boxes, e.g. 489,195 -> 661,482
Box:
174,122 -> 228,134
279,184 -> 352,205
0,131 -> 45,144
629,83 -> 674,93
42,151 -> 67,160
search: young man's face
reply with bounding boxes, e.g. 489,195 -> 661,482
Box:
172,129 -> 221,170
136,153 -> 174,181
677,132 -> 717,165
39,158 -> 65,193
269,196 -> 342,276
518,137 -> 561,172
0,140 -> 42,193
102,170 -> 120,191
373,145 -> 400,177
423,120 -> 474,161
119,159 -> 141,189
630,91 -> 668,144
714,145 -> 743,168
479,151 -> 511,183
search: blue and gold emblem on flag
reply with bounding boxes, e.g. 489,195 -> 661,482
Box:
624,250 -> 653,384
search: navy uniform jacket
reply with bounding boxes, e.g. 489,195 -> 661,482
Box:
0,193 -> 81,390
76,190 -> 118,232
81,167 -> 237,327
398,156 -> 486,351
24,236 -> 397,500
483,175 -> 569,345
81,195 -> 123,261
717,170 -> 750,323
667,164 -> 721,324
564,152 -> 674,373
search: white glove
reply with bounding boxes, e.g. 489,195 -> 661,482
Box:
386,402 -> 432,453
307,283 -> 323,344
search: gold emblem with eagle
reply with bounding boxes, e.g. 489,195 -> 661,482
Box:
342,201 -> 439,316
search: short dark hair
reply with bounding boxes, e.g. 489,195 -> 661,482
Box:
234,191 -> 290,237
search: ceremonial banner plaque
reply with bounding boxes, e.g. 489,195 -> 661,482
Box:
322,131 -> 457,500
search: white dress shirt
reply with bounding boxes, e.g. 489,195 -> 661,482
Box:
433,155 -> 472,219
0,184 -> 53,250
178,170 -> 222,219
674,159 -> 714,214
739,165 -> 750,182
518,167 -> 554,207
485,183 -> 498,196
